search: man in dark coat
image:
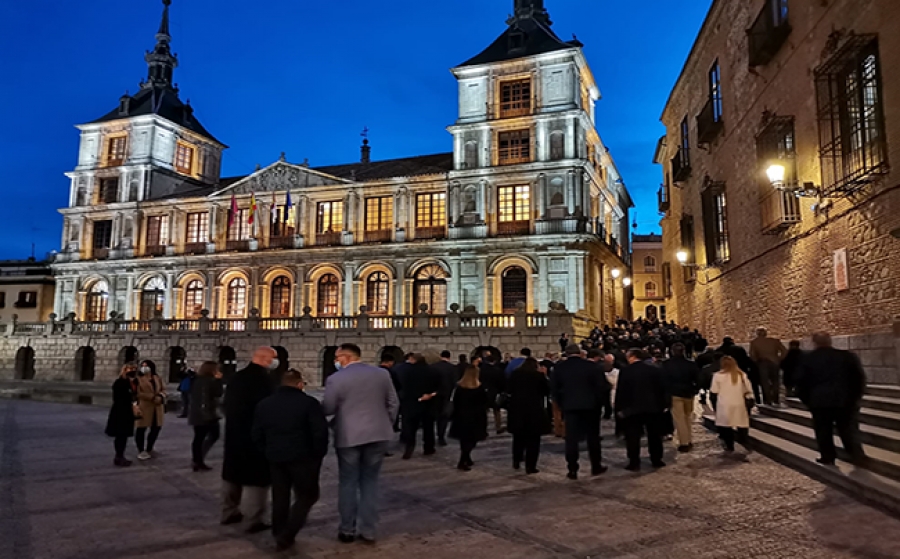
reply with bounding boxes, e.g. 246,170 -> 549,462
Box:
252,369 -> 328,552
399,354 -> 441,459
479,353 -> 508,435
796,332 -> 867,466
661,343 -> 700,452
616,349 -> 668,471
551,344 -> 611,479
222,347 -> 276,532
432,351 -> 459,447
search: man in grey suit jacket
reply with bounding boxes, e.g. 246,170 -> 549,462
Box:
322,343 -> 399,544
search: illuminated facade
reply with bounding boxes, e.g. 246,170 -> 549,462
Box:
51,0 -> 633,328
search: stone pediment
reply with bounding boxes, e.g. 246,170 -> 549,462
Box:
212,161 -> 349,197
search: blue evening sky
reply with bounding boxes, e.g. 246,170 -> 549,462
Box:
0,0 -> 712,260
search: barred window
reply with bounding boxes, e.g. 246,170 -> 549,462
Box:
146,215 -> 169,248
702,182 -> 730,265
227,209 -> 251,241
186,212 -> 209,244
498,186 -> 530,222
317,274 -> 340,316
499,79 -> 531,118
98,178 -> 119,204
757,115 -> 801,232
270,276 -> 291,318
498,130 -> 531,165
184,280 -> 204,319
416,193 -> 446,227
316,201 -> 343,233
93,220 -> 112,249
175,143 -> 195,174
107,136 -> 127,165
365,197 -> 393,231
816,36 -> 887,195
366,272 -> 390,315
226,277 -> 247,318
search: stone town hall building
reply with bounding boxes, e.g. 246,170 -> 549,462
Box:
11,0 -> 633,382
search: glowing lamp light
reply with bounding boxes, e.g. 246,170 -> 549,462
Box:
766,163 -> 787,189
623,277 -> 632,287
676,250 -> 689,264
611,268 -> 621,279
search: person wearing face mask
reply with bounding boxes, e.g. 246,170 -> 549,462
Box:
221,347 -> 276,534
135,360 -> 166,461
106,363 -> 139,467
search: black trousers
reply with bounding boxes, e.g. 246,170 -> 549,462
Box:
270,460 -> 321,545
191,422 -> 220,465
459,438 -> 478,466
601,393 -> 614,420
437,403 -> 451,443
564,410 -> 602,474
512,433 -> 541,471
402,407 -> 436,454
114,436 -> 129,458
135,426 -> 161,452
811,407 -> 865,463
717,427 -> 749,451
622,413 -> 665,466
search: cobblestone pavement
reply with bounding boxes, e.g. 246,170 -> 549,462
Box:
2,398 -> 900,559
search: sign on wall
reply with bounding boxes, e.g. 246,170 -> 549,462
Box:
834,248 -> 849,292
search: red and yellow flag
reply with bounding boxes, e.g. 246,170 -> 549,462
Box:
248,193 -> 258,225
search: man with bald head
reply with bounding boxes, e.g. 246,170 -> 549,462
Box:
222,347 -> 278,532
797,332 -> 867,466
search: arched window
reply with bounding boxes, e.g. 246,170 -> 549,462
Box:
549,132 -> 565,161
413,264 -> 448,314
226,277 -> 248,318
645,281 -> 658,298
501,266 -> 528,312
644,255 -> 657,272
548,177 -> 565,207
270,276 -> 292,318
184,280 -> 204,319
366,272 -> 390,315
317,274 -> 340,316
85,281 -> 109,322
140,277 -> 166,320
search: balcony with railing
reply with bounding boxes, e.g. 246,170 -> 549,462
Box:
225,240 -> 251,252
183,242 -> 207,255
315,231 -> 343,246
363,229 -> 392,244
144,245 -> 167,257
92,248 -> 110,260
671,147 -> 691,183
697,99 -> 724,145
748,5 -> 791,67
535,217 -> 587,235
760,189 -> 801,234
658,185 -> 670,213
415,226 -> 446,240
268,236 -> 295,249
448,223 -> 488,240
496,220 -> 531,237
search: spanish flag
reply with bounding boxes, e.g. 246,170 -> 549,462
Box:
248,193 -> 258,225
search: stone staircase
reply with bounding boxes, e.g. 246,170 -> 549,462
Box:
705,384 -> 900,516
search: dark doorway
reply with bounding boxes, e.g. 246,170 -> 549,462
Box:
322,346 -> 338,383
218,346 -> 238,384
15,347 -> 35,380
166,346 -> 187,383
75,347 -> 96,381
501,266 -> 528,312
378,346 -> 404,365
645,305 -> 658,322
271,346 -> 289,385
472,345 -> 502,364
118,346 -> 139,368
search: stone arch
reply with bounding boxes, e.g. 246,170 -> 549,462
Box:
306,264 -> 345,283
406,258 -> 450,279
261,266 -> 297,284
356,262 -> 395,315
75,346 -> 96,381
321,346 -> 338,384
176,271 -> 207,319
472,345 -> 502,364
15,346 -> 35,380
218,346 -> 237,383
354,261 -> 396,281
118,346 -> 139,368
83,278 -> 111,322
165,346 -> 187,383
219,271 -> 250,319
489,255 -> 537,313
378,345 -> 404,365
488,254 -> 538,276
462,184 -> 478,214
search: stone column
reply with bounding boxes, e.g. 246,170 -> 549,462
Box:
208,204 -> 218,244
566,255 -> 578,312
566,170 -> 576,216
538,255 -> 549,312
537,174 -> 546,220
566,117 -> 576,159
164,272 -> 174,318
172,287 -> 183,319
343,193 -> 352,233
294,266 -> 305,317
124,275 -> 135,320
394,260 -> 407,315
342,262 -> 356,316
449,257 -> 461,309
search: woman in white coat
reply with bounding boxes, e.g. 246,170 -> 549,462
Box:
710,356 -> 754,452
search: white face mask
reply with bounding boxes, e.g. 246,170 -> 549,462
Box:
334,361 -> 343,371
139,366 -> 150,375
268,359 -> 280,371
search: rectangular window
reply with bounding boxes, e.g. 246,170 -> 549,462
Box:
702,182 -> 730,265
145,215 -> 170,248
175,143 -> 195,174
186,212 -> 209,244
672,118 -> 692,182
416,193 -> 446,228
107,136 -> 126,165
316,201 -> 343,233
497,185 -> 530,236
269,207 -> 296,239
227,209 -> 252,241
16,291 -> 37,308
697,61 -> 725,144
498,130 -> 531,165
749,0 -> 791,67
757,115 -> 801,232
499,79 -> 532,118
0,292 -> 5,308
710,60 -> 723,122
680,215 -> 697,282
365,197 -> 393,231
816,36 -> 887,195
98,178 -> 119,204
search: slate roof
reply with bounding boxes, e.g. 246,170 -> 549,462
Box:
313,152 -> 454,181
459,16 -> 581,68
91,87 -> 223,145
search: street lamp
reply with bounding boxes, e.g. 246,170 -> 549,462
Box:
611,268 -> 621,279
766,163 -> 787,191
676,250 -> 689,265
623,277 -> 632,287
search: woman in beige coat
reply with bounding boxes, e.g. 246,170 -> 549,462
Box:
135,360 -> 167,461
710,356 -> 754,453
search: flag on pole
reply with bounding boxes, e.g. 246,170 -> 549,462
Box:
249,193 -> 257,225
271,191 -> 279,223
228,194 -> 238,228
284,191 -> 293,225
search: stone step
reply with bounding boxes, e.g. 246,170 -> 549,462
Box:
785,398 -> 900,431
867,385 -> 900,399
702,415 -> 900,517
750,416 -> 900,482
758,406 -> 900,453
863,395 -> 900,414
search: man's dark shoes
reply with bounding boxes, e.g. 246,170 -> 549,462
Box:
591,465 -> 609,476
816,458 -> 836,466
651,460 -> 667,469
624,463 -> 640,472
338,533 -> 355,544
246,522 -> 271,534
566,472 -> 578,480
401,449 -> 414,460
513,461 -> 521,470
677,445 -> 692,453
275,539 -> 295,552
438,438 -> 448,447
457,462 -> 472,471
423,449 -> 436,457
526,468 -> 540,475
221,513 -> 243,526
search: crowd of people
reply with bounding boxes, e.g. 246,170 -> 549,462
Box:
103,317 -> 870,551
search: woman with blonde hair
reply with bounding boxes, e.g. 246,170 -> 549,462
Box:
710,356 -> 755,452
448,365 -> 489,471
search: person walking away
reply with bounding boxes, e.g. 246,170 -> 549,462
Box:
558,333 -> 570,353
106,363 -> 139,467
323,343 -> 399,544
221,347 -> 277,533
189,361 -> 224,471
616,349 -> 668,471
253,369 -> 328,552
662,343 -> 700,452
433,351 -> 459,447
796,332 -> 867,466
135,360 -> 166,460
449,365 -> 490,471
551,344 -> 610,480
379,354 -> 402,434
718,337 -> 760,404
479,353 -> 508,434
710,356 -> 754,452
399,354 -> 441,459
587,349 -> 612,419
457,354 -> 469,380
750,328 -> 787,406
505,348 -> 531,376
603,354 -> 619,421
507,357 -> 550,474
780,340 -> 804,397
178,366 -> 195,418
